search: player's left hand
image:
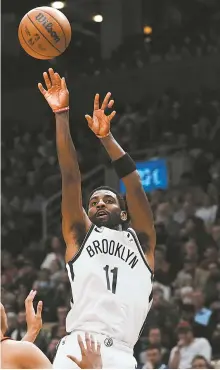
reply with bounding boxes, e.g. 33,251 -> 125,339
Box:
67,333 -> 102,369
85,92 -> 116,138
25,290 -> 43,335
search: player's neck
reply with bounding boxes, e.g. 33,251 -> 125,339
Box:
114,224 -> 123,231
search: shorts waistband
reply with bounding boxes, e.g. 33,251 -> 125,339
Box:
70,330 -> 134,352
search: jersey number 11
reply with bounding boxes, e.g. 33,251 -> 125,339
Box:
103,265 -> 118,294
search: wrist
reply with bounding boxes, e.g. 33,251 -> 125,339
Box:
99,132 -> 112,141
27,326 -> 40,335
54,106 -> 69,114
22,328 -> 39,342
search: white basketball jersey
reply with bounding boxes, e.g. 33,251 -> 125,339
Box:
66,224 -> 153,347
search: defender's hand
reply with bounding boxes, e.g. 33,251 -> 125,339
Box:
85,92 -> 116,138
38,68 -> 69,112
67,333 -> 102,369
25,290 -> 43,335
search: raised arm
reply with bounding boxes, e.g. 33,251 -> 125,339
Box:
85,93 -> 156,269
38,69 -> 91,262
21,290 -> 42,343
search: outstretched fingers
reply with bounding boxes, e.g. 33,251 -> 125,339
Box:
36,300 -> 43,318
101,92 -> 111,110
94,93 -> 100,111
67,355 -> 80,367
85,114 -> 100,135
54,72 -> 62,86
25,290 -> 37,310
38,83 -> 47,96
77,334 -> 86,355
90,334 -> 95,352
48,68 -> 56,86
108,99 -> 114,109
43,72 -> 51,90
61,77 -> 68,91
108,110 -> 116,121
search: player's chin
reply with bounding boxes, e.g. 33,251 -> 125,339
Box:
93,215 -> 110,227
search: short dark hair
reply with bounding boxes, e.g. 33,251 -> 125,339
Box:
191,355 -> 212,368
87,186 -> 130,228
177,321 -> 193,334
146,344 -> 161,352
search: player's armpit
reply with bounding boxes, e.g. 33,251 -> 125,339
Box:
16,341 -> 52,369
63,208 -> 91,262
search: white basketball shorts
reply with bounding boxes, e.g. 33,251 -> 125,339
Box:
53,330 -> 137,369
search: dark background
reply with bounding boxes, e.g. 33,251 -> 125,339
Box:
2,0 -> 220,367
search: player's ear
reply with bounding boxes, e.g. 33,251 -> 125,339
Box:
120,211 -> 127,221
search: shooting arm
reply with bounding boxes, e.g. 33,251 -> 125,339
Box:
100,133 -> 156,262
55,111 -> 91,262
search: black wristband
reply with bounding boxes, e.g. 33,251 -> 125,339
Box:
112,153 -> 136,179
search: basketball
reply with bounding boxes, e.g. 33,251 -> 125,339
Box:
18,6 -> 72,60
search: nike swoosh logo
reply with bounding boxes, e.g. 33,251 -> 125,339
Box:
95,227 -> 101,233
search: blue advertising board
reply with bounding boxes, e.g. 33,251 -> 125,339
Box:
119,158 -> 168,193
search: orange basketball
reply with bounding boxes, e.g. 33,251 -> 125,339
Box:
18,6 -> 72,60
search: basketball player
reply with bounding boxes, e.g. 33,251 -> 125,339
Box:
38,68 -> 156,369
1,292 -> 102,369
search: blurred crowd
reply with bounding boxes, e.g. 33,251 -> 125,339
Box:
72,27 -> 220,78
2,1 -> 220,368
2,83 -> 220,367
3,5 -> 220,88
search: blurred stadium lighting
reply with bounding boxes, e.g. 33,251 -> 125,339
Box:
93,14 -> 103,23
51,1 -> 65,9
143,25 -> 152,35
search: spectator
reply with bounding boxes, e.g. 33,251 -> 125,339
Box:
47,338 -> 60,362
51,306 -> 68,337
174,257 -> 209,291
41,237 -> 65,272
148,327 -> 169,364
10,311 -> 27,341
191,355 -> 213,369
169,321 -> 212,369
195,194 -> 218,227
143,344 -> 167,369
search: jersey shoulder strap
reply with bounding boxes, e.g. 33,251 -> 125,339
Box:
127,227 -> 154,276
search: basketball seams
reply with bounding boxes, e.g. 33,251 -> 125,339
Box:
35,8 -> 68,48
26,13 -> 61,53
20,25 -> 54,59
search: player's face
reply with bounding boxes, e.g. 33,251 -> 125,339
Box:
88,190 -> 126,229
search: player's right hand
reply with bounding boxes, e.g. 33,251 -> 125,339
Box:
38,68 -> 69,112
67,333 -> 102,369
